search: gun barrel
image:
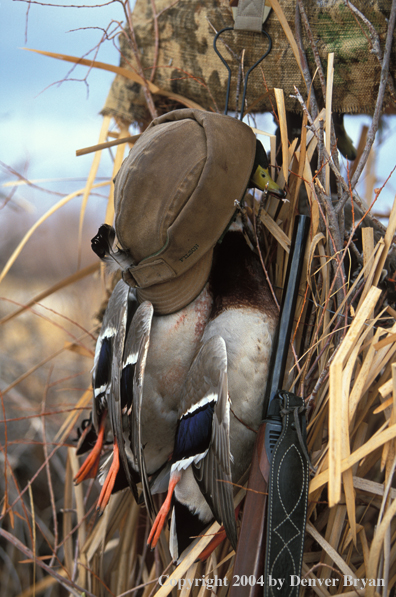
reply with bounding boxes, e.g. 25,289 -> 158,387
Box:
262,214 -> 310,417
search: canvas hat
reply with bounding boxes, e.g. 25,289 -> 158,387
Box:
114,108 -> 256,315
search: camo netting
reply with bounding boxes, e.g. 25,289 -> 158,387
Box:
102,0 -> 396,123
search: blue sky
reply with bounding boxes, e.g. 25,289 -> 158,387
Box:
0,0 -> 135,274
1,0 -> 395,226
1,0 -> 126,184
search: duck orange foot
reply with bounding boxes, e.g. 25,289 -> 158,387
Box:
97,439 -> 120,514
147,473 -> 181,549
74,413 -> 107,484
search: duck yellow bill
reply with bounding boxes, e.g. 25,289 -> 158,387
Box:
251,165 -> 286,198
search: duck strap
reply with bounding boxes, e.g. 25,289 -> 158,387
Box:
234,0 -> 267,32
263,391 -> 310,597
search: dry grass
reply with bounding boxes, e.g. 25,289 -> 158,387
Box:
2,105 -> 396,597
2,2 -> 396,596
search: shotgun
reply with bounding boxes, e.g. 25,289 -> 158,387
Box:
230,214 -> 311,597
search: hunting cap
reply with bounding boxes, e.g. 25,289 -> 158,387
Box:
114,108 -> 256,315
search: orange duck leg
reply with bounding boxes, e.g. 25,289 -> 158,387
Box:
74,413 -> 107,484
147,472 -> 181,549
97,439 -> 120,514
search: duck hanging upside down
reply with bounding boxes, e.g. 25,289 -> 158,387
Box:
76,225 -> 277,558
74,108 -> 282,559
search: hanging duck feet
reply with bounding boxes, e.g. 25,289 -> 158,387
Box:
74,412 -> 107,484
97,439 -> 120,514
147,472 -> 181,549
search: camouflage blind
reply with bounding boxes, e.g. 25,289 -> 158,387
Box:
102,0 -> 395,124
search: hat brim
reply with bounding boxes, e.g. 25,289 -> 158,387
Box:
136,249 -> 213,315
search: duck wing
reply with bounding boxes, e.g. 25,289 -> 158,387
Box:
75,280 -> 136,487
178,335 -> 237,549
106,284 -> 142,501
91,279 -> 131,431
121,300 -> 156,519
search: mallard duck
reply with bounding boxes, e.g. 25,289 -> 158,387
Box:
75,222 -> 277,558
74,108 -> 282,558
74,279 -> 141,507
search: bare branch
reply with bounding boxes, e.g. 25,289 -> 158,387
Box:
16,0 -> 117,8
149,0 -> 159,82
295,1 -> 319,120
345,0 -> 396,104
296,0 -> 326,101
350,0 -> 396,189
122,1 -> 158,120
0,528 -> 96,597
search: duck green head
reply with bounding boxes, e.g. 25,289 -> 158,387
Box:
249,139 -> 286,198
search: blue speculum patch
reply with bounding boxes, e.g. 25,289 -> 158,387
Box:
173,401 -> 215,462
121,364 -> 134,411
95,337 -> 112,392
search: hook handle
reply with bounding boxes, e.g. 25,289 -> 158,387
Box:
213,27 -> 272,120
240,29 -> 271,120
213,27 -> 234,116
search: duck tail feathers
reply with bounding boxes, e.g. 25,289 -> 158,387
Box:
91,224 -> 134,271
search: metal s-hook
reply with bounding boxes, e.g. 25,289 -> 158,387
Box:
213,27 -> 272,120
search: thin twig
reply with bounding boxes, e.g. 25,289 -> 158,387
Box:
314,180 -> 344,256
41,367 -> 59,567
24,0 -> 31,44
207,18 -> 240,62
348,239 -> 363,266
254,217 -> 280,311
296,0 -> 342,178
149,0 -> 159,83
240,47 -> 246,118
157,0 -> 181,19
292,89 -> 361,205
317,117 -> 325,187
0,528 -> 96,597
122,1 -> 158,119
295,1 -> 318,120
147,559 -> 174,597
314,181 -> 347,321
135,514 -> 151,587
306,343 -> 339,406
296,0 -> 326,100
345,0 -> 381,56
344,0 -> 396,101
0,391 -> 12,529
304,316 -> 343,386
350,0 -> 396,189
235,50 -> 244,116
16,0 -> 115,6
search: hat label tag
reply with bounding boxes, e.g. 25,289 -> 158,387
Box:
179,244 -> 199,263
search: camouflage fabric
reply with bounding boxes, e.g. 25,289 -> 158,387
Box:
102,0 -> 395,123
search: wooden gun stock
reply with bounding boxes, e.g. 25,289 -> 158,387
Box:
230,424 -> 269,597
